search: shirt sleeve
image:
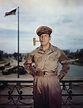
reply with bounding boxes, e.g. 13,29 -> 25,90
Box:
26,53 -> 34,63
58,50 -> 70,81
23,53 -> 36,76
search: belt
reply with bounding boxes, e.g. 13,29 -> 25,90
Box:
35,71 -> 57,76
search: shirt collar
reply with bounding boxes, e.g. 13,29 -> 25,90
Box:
38,43 -> 55,54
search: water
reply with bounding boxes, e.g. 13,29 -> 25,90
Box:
64,64 -> 83,79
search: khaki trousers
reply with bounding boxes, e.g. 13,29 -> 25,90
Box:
33,75 -> 62,108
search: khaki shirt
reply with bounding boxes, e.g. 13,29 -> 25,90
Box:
24,44 -> 69,80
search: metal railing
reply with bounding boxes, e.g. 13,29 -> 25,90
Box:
0,78 -> 83,108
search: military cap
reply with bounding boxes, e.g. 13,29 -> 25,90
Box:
36,26 -> 52,36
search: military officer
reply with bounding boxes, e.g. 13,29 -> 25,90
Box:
24,26 -> 70,108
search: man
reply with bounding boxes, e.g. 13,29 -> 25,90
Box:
24,26 -> 70,108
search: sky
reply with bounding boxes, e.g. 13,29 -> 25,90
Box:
0,0 -> 83,53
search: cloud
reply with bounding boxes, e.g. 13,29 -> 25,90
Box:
0,0 -> 83,53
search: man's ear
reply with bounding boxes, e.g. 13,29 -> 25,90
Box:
50,36 -> 51,41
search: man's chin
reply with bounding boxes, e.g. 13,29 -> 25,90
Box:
41,43 -> 46,46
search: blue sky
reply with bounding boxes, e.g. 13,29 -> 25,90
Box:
0,0 -> 83,53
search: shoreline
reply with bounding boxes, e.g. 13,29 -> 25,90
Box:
69,62 -> 83,66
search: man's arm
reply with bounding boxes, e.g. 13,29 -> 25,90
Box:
24,62 -> 36,77
58,51 -> 70,81
23,53 -> 36,77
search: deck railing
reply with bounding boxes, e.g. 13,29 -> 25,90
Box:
0,78 -> 83,108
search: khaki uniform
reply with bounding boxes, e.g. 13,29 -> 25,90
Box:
24,44 -> 69,108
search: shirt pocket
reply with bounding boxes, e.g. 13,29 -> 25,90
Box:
37,56 -> 42,62
34,55 -> 43,63
49,56 -> 56,61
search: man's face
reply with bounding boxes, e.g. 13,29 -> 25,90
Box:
39,34 -> 51,46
